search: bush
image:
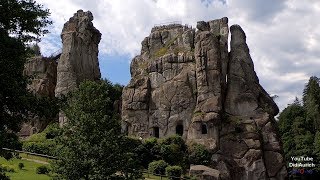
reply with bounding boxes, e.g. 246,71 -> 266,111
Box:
165,165 -> 182,180
22,123 -> 60,156
0,166 -> 9,180
188,143 -> 212,166
141,137 -> 161,167
148,160 -> 168,175
159,135 -> 188,169
2,165 -> 15,173
45,124 -> 60,139
18,163 -> 24,170
36,165 -> 49,174
22,141 -> 56,155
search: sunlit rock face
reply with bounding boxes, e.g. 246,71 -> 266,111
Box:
121,18 -> 286,179
55,10 -> 101,125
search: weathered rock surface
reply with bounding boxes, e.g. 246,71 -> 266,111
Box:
55,9 -> 101,97
122,18 -> 286,179
20,10 -> 102,133
55,10 -> 101,125
24,56 -> 57,97
19,56 -> 58,137
190,165 -> 221,180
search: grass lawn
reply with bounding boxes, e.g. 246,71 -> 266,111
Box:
143,173 -> 169,180
0,157 -> 51,180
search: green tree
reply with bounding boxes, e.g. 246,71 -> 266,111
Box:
278,100 -> 305,136
188,143 -> 212,166
158,135 -> 188,170
0,1 -> 51,177
118,137 -> 144,179
278,101 -> 307,161
303,76 -> 320,131
0,0 -> 52,42
53,80 -> 141,180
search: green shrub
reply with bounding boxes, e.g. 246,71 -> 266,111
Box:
44,123 -> 60,138
36,165 -> 49,174
0,167 -> 9,180
22,123 -> 60,156
165,165 -> 182,180
188,143 -> 212,166
159,135 -> 188,169
2,165 -> 15,173
148,160 -> 168,175
22,141 -> 56,155
18,162 -> 24,170
142,137 -> 161,166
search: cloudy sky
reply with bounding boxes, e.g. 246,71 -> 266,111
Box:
36,0 -> 320,111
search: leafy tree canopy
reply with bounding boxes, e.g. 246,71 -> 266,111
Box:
0,0 -> 52,42
0,0 -> 52,171
53,80 -> 141,180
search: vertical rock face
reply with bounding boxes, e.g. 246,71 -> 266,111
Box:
20,10 -> 102,134
20,56 -> 58,137
55,10 -> 101,97
188,18 -> 228,150
122,24 -> 197,139
55,10 -> 101,125
122,18 -> 286,179
24,56 -> 57,97
220,25 -> 286,179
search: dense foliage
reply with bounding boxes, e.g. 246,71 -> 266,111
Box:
36,165 -> 49,174
148,160 -> 168,175
165,165 -> 182,180
0,0 -> 51,177
52,80 -> 142,180
188,143 -> 212,166
22,123 -> 60,156
0,0 -> 52,42
278,76 -> 320,177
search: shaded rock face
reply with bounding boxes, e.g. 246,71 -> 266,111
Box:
20,56 -> 58,137
190,165 -> 221,180
122,18 -> 286,179
55,10 -> 101,125
24,56 -> 57,97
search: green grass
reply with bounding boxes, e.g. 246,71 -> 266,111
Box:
0,157 -> 51,180
143,173 -> 169,180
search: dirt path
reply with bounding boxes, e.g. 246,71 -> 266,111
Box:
21,158 -> 49,165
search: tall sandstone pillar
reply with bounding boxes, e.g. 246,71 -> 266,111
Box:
55,10 -> 101,125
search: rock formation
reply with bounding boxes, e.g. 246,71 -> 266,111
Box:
23,56 -> 57,97
19,55 -> 58,137
55,10 -> 101,125
21,9 -> 102,132
121,18 -> 287,179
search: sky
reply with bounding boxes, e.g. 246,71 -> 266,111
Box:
36,0 -> 320,111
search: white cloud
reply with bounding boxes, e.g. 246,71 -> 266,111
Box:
36,0 -> 320,112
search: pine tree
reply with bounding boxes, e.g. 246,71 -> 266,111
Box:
303,76 -> 320,131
